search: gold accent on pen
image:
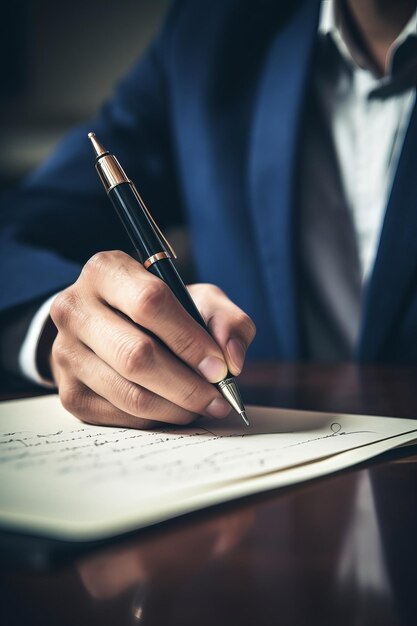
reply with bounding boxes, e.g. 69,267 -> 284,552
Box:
96,155 -> 130,191
144,251 -> 171,268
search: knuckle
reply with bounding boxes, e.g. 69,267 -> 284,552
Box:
59,382 -> 86,417
177,379 -> 207,410
188,282 -> 223,305
170,329 -> 201,362
82,251 -> 113,277
235,311 -> 257,342
82,250 -> 128,281
134,281 -> 170,322
80,250 -> 141,286
51,338 -> 81,377
51,337 -> 68,368
125,384 -> 155,416
50,291 -> 79,329
119,336 -> 154,379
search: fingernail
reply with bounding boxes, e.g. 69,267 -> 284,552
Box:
198,356 -> 228,382
226,338 -> 246,374
205,397 -> 231,418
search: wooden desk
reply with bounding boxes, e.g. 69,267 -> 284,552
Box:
1,363 -> 417,626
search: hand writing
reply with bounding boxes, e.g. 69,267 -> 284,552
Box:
49,250 -> 256,428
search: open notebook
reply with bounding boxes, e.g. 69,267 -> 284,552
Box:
0,395 -> 416,541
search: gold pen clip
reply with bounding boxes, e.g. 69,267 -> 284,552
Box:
129,182 -> 177,259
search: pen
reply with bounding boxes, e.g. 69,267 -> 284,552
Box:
88,132 -> 249,425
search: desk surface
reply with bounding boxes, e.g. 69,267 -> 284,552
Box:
1,363 -> 417,626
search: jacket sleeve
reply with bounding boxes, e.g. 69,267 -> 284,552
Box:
0,3 -> 184,317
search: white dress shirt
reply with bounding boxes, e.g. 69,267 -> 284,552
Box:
298,0 -> 417,360
321,0 -> 417,280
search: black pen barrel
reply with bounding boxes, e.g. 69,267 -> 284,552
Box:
108,182 -> 165,265
108,183 -> 206,327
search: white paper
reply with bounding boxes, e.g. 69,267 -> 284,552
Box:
0,395 -> 416,540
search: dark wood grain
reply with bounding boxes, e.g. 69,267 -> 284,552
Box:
1,362 -> 416,626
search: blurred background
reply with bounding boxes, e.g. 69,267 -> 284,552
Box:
0,0 -> 170,193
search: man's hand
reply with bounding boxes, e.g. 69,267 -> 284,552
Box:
49,250 -> 256,428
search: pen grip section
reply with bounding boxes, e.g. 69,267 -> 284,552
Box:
108,183 -> 167,265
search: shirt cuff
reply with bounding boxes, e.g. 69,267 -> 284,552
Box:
18,294 -> 58,388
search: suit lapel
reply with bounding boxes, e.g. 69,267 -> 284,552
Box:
249,0 -> 320,358
358,101 -> 417,360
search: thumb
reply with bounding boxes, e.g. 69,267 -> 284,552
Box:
188,283 -> 256,376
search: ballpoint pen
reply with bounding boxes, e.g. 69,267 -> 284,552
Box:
88,132 -> 249,425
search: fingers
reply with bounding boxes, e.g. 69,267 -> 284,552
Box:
189,283 -> 256,375
52,326 -> 230,422
78,251 -> 228,383
59,381 -> 162,430
54,343 -> 198,428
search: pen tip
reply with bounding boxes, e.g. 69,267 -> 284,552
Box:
87,131 -> 108,158
240,411 -> 250,426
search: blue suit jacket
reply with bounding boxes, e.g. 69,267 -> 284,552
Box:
2,0 -> 417,364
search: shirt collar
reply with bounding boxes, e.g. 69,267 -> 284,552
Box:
318,0 -> 356,69
318,0 -> 417,82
